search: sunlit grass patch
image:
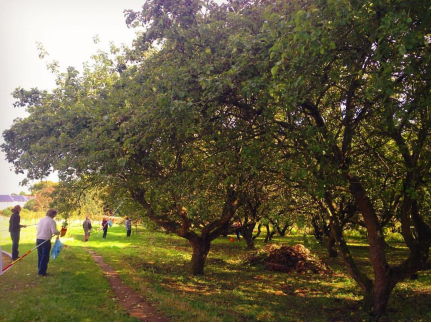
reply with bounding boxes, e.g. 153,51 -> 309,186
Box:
94,229 -> 428,322
2,224 -> 429,322
0,225 -> 138,322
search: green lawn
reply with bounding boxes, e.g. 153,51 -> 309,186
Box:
0,224 -> 138,322
0,223 -> 430,322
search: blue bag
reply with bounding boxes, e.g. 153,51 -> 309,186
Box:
51,238 -> 64,260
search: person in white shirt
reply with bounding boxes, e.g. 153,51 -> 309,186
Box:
125,217 -> 132,237
36,209 -> 60,276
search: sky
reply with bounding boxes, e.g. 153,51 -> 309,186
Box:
0,0 -> 145,195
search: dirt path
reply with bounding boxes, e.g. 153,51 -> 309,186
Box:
85,248 -> 170,322
2,252 -> 11,266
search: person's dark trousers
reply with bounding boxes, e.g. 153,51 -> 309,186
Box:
37,239 -> 51,276
10,231 -> 20,260
103,228 -> 108,238
127,229 -> 131,237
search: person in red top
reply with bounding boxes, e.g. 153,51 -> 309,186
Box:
9,205 -> 27,261
101,217 -> 108,239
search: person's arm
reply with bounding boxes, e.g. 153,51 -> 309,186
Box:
51,219 -> 60,236
18,215 -> 27,228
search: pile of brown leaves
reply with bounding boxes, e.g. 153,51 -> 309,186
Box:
245,244 -> 331,275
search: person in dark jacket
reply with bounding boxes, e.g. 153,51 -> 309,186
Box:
9,205 -> 27,261
82,216 -> 92,242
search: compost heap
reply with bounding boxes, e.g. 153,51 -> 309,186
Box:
245,244 -> 331,274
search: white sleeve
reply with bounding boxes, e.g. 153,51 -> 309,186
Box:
51,219 -> 60,235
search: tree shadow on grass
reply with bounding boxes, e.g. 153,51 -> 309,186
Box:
384,290 -> 431,322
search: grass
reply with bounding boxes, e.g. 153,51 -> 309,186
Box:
0,220 -> 430,322
0,224 -> 138,322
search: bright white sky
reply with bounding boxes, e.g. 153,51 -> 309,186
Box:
0,0 -> 145,194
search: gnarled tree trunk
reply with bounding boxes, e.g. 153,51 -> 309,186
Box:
189,237 -> 211,275
132,186 -> 242,276
242,223 -> 257,249
264,224 -> 276,242
324,234 -> 338,258
275,221 -> 294,237
348,175 -> 430,315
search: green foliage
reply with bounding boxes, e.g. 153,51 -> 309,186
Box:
344,229 -> 368,239
51,182 -> 108,220
385,232 -> 405,243
23,199 -> 35,211
61,219 -> 69,228
1,207 -> 12,217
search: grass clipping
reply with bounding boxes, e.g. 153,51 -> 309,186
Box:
245,244 -> 331,275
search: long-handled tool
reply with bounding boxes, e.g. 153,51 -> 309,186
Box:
110,202 -> 123,217
1,236 -> 53,275
0,224 -> 37,232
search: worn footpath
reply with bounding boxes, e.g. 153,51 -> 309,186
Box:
85,248 -> 170,322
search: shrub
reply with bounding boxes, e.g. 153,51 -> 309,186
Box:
385,232 -> 404,243
1,207 -> 12,217
344,228 -> 368,239
23,199 -> 36,211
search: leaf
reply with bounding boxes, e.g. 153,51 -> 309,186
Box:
271,65 -> 279,77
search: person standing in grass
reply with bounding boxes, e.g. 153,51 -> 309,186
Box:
125,217 -> 132,237
9,205 -> 27,261
36,209 -> 60,276
234,221 -> 242,242
82,216 -> 92,242
102,217 -> 108,239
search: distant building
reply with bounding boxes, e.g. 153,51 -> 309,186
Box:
0,195 -> 36,210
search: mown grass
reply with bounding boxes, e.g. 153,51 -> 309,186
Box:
0,223 -> 138,322
0,220 -> 430,322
